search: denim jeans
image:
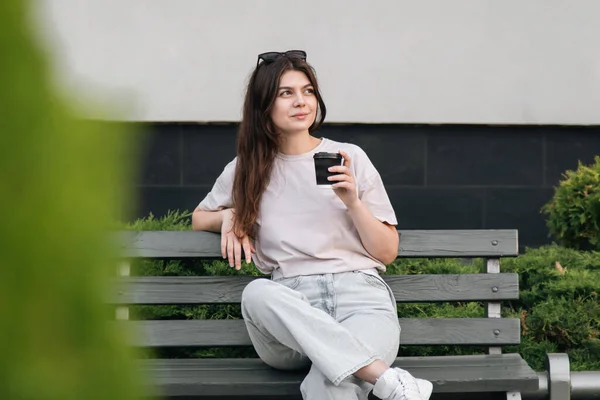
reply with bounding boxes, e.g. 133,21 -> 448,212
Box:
241,270 -> 401,400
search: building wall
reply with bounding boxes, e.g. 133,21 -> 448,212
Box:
37,0 -> 600,124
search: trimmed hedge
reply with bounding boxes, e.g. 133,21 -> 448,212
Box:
542,155 -> 600,250
125,210 -> 600,371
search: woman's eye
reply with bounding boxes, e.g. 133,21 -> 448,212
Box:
279,90 -> 291,96
304,88 -> 315,95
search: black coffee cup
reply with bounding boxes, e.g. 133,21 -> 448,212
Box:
313,152 -> 344,186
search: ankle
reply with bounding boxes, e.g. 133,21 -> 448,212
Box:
354,360 -> 390,384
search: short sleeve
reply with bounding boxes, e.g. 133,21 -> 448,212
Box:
353,147 -> 398,226
197,158 -> 237,211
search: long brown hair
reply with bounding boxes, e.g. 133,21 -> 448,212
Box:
232,54 -> 326,238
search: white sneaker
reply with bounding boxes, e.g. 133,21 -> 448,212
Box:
372,368 -> 433,400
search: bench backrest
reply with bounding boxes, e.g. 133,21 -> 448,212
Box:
111,229 -> 519,355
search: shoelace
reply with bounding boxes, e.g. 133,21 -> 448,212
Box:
394,371 -> 422,400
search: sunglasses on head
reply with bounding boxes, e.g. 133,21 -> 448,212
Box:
256,50 -> 307,67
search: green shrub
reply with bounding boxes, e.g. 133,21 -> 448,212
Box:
501,245 -> 600,370
124,209 -> 193,231
1,1 -> 144,399
125,213 -> 600,371
541,156 -> 600,250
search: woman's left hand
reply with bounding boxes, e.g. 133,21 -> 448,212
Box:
328,150 -> 360,209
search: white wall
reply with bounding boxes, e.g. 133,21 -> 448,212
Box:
35,0 -> 600,124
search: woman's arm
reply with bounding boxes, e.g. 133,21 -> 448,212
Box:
328,150 -> 399,265
192,207 -> 255,270
346,201 -> 399,265
192,207 -> 227,232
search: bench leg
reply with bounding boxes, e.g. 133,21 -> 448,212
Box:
506,392 -> 521,400
546,353 -> 571,400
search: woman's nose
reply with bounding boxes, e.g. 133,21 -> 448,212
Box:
294,93 -> 306,106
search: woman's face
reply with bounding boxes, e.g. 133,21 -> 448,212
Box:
270,70 -> 318,135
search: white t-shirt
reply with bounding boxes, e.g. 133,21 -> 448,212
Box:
197,137 -> 398,278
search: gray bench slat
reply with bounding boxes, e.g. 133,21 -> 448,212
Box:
116,229 -> 518,259
397,229 -> 518,257
122,318 -> 520,347
111,273 -> 519,304
138,354 -> 538,397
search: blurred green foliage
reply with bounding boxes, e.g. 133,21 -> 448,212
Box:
125,211 -> 600,372
542,156 -> 600,250
0,1 -> 145,399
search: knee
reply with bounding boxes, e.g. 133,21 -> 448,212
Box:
241,278 -> 277,311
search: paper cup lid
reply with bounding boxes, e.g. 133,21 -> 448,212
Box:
313,152 -> 342,159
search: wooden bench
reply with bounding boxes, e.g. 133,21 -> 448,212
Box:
112,229 -> 540,399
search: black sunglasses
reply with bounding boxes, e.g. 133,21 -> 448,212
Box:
257,50 -> 307,67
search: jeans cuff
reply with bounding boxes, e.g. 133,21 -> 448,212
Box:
331,355 -> 380,386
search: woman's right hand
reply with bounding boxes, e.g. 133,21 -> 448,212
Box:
221,208 -> 255,270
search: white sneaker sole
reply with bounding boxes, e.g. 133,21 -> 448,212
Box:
417,379 -> 433,400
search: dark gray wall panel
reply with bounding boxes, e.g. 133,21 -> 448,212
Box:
129,123 -> 600,249
137,124 -> 181,185
181,187 -> 211,213
485,188 -> 555,247
545,126 -> 600,186
181,124 -> 237,185
320,124 -> 426,185
427,126 -> 544,186
388,188 -> 485,229
137,187 -> 184,219
135,187 -> 211,219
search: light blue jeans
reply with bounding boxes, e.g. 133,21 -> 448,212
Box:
241,270 -> 401,400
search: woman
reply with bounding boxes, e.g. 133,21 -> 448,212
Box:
192,50 -> 433,400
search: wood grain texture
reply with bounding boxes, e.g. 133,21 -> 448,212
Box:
110,273 -> 519,304
137,354 -> 538,397
116,229 -> 518,259
120,318 -> 520,347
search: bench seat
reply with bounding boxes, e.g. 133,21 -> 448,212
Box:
139,354 -> 538,397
